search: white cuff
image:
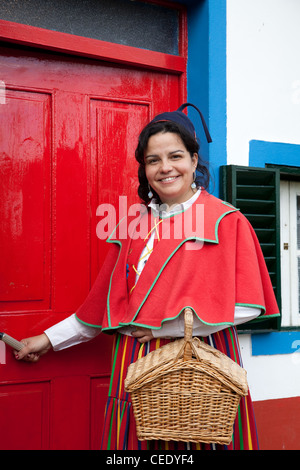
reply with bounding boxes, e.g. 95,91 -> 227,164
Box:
152,316 -> 183,338
45,314 -> 100,351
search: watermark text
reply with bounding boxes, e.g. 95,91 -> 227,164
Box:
96,197 -> 204,250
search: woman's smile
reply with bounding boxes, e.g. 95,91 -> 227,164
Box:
159,175 -> 180,183
144,132 -> 198,206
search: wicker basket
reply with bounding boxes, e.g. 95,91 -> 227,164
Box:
124,308 -> 248,445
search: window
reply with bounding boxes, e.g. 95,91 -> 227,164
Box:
221,165 -> 281,332
280,181 -> 300,327
0,0 -> 181,55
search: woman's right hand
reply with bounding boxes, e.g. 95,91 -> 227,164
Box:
14,333 -> 52,363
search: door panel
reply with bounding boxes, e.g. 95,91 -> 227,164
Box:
0,90 -> 51,309
90,98 -> 149,278
0,45 -> 182,449
0,381 -> 50,450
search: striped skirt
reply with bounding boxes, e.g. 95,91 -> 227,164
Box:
100,327 -> 259,450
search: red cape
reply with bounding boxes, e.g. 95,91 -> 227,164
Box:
76,190 -> 280,331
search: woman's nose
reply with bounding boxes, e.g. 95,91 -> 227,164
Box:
159,158 -> 172,172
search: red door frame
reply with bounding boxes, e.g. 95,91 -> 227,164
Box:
0,0 -> 187,100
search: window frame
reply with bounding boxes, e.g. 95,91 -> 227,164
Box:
279,180 -> 300,328
0,0 -> 187,74
221,164 -> 281,333
267,164 -> 300,331
222,163 -> 300,333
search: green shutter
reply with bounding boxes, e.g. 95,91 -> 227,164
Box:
220,165 -> 281,332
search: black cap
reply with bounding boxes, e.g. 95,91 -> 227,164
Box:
150,103 -> 212,143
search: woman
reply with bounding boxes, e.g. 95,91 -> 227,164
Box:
15,104 -> 279,450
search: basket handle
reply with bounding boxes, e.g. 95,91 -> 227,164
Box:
183,308 -> 193,361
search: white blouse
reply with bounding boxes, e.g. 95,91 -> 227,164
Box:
45,190 -> 260,351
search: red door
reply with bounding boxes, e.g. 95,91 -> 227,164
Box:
0,45 -> 183,449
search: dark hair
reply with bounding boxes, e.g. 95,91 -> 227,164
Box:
135,121 -> 210,204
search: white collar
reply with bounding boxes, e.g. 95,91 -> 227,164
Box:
149,188 -> 201,218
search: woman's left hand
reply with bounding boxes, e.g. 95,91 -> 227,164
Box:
132,327 -> 154,343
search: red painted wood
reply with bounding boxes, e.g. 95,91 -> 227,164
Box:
0,19 -> 186,73
0,90 -> 51,309
51,375 -> 91,450
90,99 -> 149,280
0,43 -> 185,449
90,377 -> 111,450
254,397 -> 300,450
0,381 -> 50,450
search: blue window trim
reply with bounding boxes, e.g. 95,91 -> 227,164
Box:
249,140 -> 300,168
252,331 -> 300,356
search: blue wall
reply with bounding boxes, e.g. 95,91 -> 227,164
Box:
252,331 -> 300,356
186,0 -> 227,196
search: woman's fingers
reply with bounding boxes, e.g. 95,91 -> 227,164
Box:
14,334 -> 51,362
131,327 -> 154,343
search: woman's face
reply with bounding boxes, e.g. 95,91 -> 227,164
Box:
144,132 -> 198,206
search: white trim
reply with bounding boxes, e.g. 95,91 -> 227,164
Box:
280,180 -> 300,327
289,182 -> 300,325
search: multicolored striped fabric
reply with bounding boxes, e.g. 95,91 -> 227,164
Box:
100,328 -> 259,450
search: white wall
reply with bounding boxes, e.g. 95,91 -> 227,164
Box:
226,0 -> 300,165
227,0 -> 300,402
239,335 -> 300,401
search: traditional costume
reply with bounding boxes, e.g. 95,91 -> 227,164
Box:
45,104 -> 280,450
74,189 -> 279,450
76,189 -> 279,332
